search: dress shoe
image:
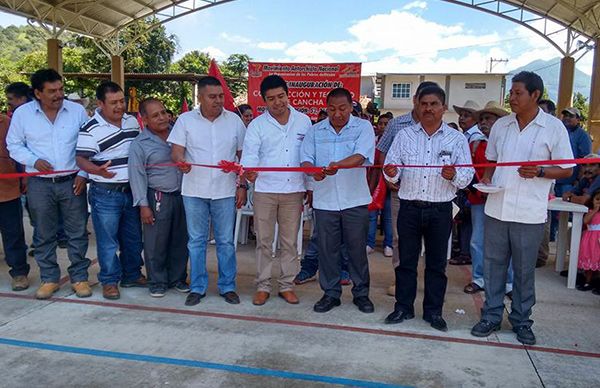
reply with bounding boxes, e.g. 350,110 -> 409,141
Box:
353,296 -> 374,313
278,290 -> 299,304
11,275 -> 29,291
513,325 -> 536,345
424,315 -> 448,332
35,282 -> 59,300
471,320 -> 501,337
252,291 -> 270,306
384,310 -> 414,324
185,292 -> 206,306
120,276 -> 147,288
313,295 -> 341,313
220,291 -> 241,304
71,281 -> 92,298
102,284 -> 120,300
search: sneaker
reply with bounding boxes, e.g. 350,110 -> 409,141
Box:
366,246 -> 375,255
383,246 -> 393,257
513,326 -> 536,345
294,270 -> 316,285
471,320 -> 501,337
340,270 -> 352,286
174,282 -> 190,293
150,287 -> 166,298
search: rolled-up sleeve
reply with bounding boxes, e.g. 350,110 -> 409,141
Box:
355,121 -> 375,165
300,126 -> 316,165
6,111 -> 38,168
128,140 -> 149,207
451,136 -> 475,189
239,121 -> 260,167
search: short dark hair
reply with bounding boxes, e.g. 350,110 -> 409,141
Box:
237,104 -> 252,116
326,88 -> 353,104
380,112 -> 394,120
5,82 -> 33,101
538,99 -> 556,114
96,81 -> 123,102
198,76 -> 222,90
417,85 -> 446,105
415,81 -> 439,97
512,71 -> 544,102
166,109 -> 174,116
260,75 -> 288,99
30,69 -> 62,95
139,98 -> 164,116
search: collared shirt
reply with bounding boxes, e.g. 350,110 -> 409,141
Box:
556,124 -> 591,186
0,114 -> 20,202
384,122 -> 474,202
376,111 -> 417,154
240,107 -> 312,193
7,100 -> 89,177
485,109 -> 575,224
301,115 -> 375,211
167,108 -> 245,199
464,125 -> 486,143
76,110 -> 140,183
128,129 -> 183,207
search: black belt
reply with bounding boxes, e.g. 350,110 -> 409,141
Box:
401,199 -> 450,208
93,181 -> 131,193
37,173 -> 78,183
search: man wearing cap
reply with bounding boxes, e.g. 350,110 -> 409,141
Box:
550,107 -> 591,241
463,101 -> 514,296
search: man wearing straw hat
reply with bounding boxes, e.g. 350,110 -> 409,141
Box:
463,101 -> 514,297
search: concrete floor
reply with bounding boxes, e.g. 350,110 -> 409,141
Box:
0,219 -> 599,388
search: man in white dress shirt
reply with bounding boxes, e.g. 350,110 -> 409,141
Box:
241,75 -> 312,306
383,85 -> 474,331
471,71 -> 574,345
169,76 -> 247,306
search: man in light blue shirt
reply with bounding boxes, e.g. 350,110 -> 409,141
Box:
7,69 -> 91,300
301,88 -> 375,314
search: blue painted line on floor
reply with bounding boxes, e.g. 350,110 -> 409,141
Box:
0,337 -> 411,388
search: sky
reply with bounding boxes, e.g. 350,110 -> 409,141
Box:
0,0 -> 594,77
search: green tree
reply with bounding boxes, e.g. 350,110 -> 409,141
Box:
220,53 -> 251,98
572,92 -> 589,123
171,50 -> 211,74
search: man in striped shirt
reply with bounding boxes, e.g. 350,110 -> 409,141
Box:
383,85 -> 474,331
76,81 -> 145,300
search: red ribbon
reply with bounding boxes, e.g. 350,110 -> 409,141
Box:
0,157 -> 593,180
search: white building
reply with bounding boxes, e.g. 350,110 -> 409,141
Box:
372,73 -> 507,123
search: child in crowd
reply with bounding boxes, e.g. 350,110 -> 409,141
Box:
577,189 -> 600,293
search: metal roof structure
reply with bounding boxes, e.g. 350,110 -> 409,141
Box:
0,1 -> 597,56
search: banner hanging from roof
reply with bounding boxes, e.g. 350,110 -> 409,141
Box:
247,62 -> 362,120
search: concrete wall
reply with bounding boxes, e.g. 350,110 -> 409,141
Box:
377,73 -> 506,124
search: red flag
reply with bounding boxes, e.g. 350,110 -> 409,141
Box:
208,59 -> 236,112
180,99 -> 189,114
136,112 -> 144,130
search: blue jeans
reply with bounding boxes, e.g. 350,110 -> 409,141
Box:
471,204 -> 513,292
367,192 -> 393,248
89,184 -> 143,286
183,196 -> 236,294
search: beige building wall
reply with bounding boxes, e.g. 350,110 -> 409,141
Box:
377,73 -> 506,124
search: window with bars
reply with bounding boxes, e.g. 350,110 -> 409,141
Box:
391,83 -> 411,99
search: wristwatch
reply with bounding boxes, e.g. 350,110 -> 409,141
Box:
237,183 -> 249,190
537,167 -> 545,178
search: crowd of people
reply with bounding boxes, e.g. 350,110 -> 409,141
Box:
1,67 -> 599,347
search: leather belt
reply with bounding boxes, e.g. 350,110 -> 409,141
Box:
93,181 -> 131,193
401,199 -> 449,208
37,173 -> 78,183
